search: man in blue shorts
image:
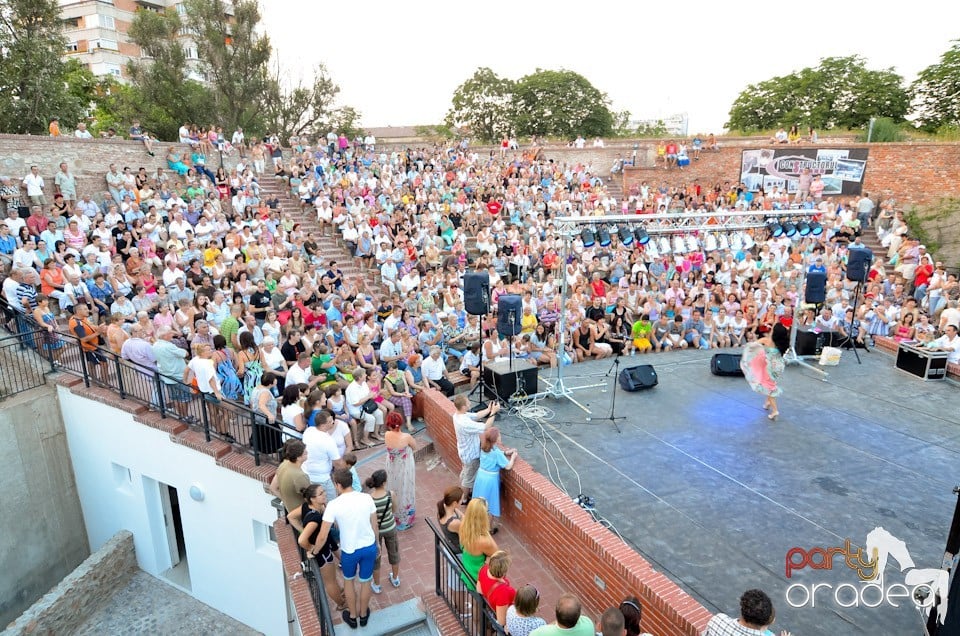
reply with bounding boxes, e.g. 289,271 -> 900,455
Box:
314,468 -> 378,628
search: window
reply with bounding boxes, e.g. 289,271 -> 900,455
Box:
99,38 -> 118,50
175,3 -> 187,14
65,42 -> 79,53
105,64 -> 122,78
85,13 -> 116,29
184,46 -> 199,60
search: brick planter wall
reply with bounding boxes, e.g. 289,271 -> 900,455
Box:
420,389 -> 712,636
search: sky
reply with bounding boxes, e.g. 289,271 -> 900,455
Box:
259,1 -> 958,134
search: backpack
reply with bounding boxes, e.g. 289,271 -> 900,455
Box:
216,355 -> 243,401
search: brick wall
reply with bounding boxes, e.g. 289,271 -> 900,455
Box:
420,389 -> 713,636
5,530 -> 137,636
274,519 -> 323,636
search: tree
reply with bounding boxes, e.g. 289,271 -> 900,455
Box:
126,8 -> 213,140
445,67 -> 515,143
262,64 -> 360,141
911,40 -> 960,131
0,0 -> 89,133
726,56 -> 909,132
512,69 -> 614,139
185,0 -> 271,133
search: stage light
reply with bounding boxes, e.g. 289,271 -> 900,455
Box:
633,226 -> 650,245
598,226 -> 612,247
782,221 -> 797,237
619,226 -> 634,246
767,221 -> 783,237
581,228 -> 596,247
797,221 -> 811,236
809,221 -> 823,236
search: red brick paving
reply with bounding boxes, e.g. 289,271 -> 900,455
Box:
346,443 -> 569,627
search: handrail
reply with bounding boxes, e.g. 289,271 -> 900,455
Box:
424,518 -> 507,635
0,328 -> 55,398
0,297 -> 285,466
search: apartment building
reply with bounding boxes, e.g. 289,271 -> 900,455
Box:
59,0 -> 222,83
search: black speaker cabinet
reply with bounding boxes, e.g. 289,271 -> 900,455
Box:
483,359 -> 539,402
846,248 -> 874,282
618,365 -> 658,391
794,327 -> 840,356
805,271 -> 827,304
496,295 -> 523,337
463,272 -> 490,315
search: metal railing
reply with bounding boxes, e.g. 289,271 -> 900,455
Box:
0,329 -> 55,399
272,500 -> 337,636
426,518 -> 507,636
301,546 -> 337,636
0,298 -> 285,466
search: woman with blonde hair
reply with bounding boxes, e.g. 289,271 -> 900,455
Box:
459,498 -> 498,590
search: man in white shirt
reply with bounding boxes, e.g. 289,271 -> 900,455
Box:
452,395 -> 499,502
926,324 -> 960,364
814,307 -> 839,332
22,165 -> 45,206
286,352 -> 321,389
302,410 -> 344,500
105,164 -> 124,205
378,330 -> 405,367
313,468 -> 378,628
345,369 -> 383,445
74,123 -> 93,139
421,346 -> 453,396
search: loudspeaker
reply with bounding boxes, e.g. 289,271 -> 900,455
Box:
483,359 -> 539,402
710,353 -> 744,377
846,248 -> 874,282
795,326 -> 831,356
497,295 -> 522,337
618,365 -> 658,391
805,271 -> 827,304
463,272 -> 490,316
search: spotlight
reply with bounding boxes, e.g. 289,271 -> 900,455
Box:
633,226 -> 650,245
797,221 -> 811,236
619,226 -> 633,246
581,228 -> 596,247
767,221 -> 783,237
782,221 -> 797,237
809,221 -> 823,236
598,226 -> 612,247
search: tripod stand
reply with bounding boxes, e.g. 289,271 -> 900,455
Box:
587,351 -> 626,433
845,281 -> 865,364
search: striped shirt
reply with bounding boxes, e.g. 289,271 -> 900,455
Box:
372,492 -> 396,533
15,283 -> 37,312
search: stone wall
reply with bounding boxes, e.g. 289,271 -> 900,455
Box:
4,530 -> 136,635
0,385 -> 89,628
419,388 -> 712,636
0,133 -> 235,202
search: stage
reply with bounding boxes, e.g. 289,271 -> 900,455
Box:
496,348 -> 960,635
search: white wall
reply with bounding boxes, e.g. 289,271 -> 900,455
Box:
58,386 -> 287,636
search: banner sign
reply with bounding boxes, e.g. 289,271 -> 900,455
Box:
739,147 -> 869,196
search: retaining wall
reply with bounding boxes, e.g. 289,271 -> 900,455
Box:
4,530 -> 136,635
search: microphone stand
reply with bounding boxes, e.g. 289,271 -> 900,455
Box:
587,348 -> 626,433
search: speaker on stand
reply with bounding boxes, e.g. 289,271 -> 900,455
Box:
464,272 -> 492,407
844,248 -> 873,365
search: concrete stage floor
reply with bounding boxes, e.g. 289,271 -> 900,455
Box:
495,347 -> 960,636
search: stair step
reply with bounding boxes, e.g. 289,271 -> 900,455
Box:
340,598 -> 427,636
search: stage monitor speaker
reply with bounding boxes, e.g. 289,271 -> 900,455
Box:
805,271 -> 827,304
710,353 -> 744,377
483,359 -> 539,402
497,295 -> 522,337
618,365 -> 658,391
795,326 -> 836,356
463,272 -> 490,315
846,248 -> 874,282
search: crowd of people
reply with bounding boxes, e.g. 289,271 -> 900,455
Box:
2,126 -> 959,635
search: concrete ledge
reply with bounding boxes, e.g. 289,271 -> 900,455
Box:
5,530 -> 137,635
